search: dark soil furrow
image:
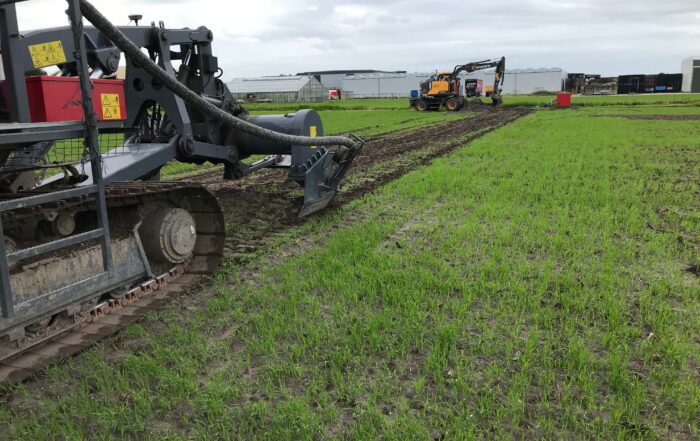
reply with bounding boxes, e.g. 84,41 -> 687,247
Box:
182,108 -> 531,258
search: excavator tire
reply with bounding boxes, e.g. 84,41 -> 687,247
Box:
446,97 -> 461,111
415,99 -> 429,112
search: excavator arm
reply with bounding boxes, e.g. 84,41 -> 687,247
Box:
450,57 -> 506,105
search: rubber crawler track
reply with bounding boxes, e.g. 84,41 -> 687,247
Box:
0,109 -> 529,384
0,182 -> 224,383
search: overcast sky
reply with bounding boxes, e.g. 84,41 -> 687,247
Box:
16,0 -> 700,78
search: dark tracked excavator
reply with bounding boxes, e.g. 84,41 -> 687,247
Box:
0,0 -> 363,355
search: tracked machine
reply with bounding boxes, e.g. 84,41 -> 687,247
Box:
0,0 -> 363,373
410,57 -> 506,111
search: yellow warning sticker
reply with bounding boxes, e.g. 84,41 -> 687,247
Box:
100,93 -> 122,120
28,41 -> 67,68
309,125 -> 317,148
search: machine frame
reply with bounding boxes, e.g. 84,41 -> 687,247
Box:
0,0 -> 115,340
0,0 -> 361,343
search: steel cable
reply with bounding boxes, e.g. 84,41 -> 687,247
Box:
78,0 -> 361,152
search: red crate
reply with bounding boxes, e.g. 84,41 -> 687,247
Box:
556,92 -> 572,108
21,76 -> 126,123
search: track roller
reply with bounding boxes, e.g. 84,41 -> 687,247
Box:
140,206 -> 198,264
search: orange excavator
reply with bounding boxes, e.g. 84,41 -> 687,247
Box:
410,57 -> 506,111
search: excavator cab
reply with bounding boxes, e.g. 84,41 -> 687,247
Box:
425,73 -> 455,96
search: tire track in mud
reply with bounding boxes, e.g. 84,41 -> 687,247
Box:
0,108 -> 530,385
184,107 -> 531,259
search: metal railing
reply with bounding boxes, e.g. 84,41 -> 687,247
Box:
0,0 -> 113,328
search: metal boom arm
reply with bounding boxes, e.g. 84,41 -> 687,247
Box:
451,57 -> 506,104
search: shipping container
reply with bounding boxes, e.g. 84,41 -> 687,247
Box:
583,77 -> 617,96
617,75 -> 645,94
566,73 -> 586,93
655,73 -> 682,93
464,79 -> 483,97
643,75 -> 657,93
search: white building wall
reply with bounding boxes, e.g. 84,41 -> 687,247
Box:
464,69 -> 566,94
298,76 -> 329,102
341,77 -> 378,97
341,74 -> 429,98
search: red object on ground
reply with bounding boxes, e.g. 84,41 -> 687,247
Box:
556,92 -> 572,108
15,76 -> 126,122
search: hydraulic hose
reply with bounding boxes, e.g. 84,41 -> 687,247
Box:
78,0 -> 361,152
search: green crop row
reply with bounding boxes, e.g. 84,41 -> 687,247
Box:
2,106 -> 697,440
246,94 -> 700,112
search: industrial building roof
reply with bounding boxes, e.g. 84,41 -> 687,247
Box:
344,72 -> 430,80
465,67 -> 564,74
342,68 -> 565,80
507,67 -> 563,73
297,69 -> 406,75
227,76 -> 313,93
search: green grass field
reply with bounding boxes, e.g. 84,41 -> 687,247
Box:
163,93 -> 700,179
253,109 -> 469,138
501,93 -> 700,107
3,103 -> 698,440
246,94 -> 700,112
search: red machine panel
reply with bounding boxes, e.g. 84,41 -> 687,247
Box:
23,76 -> 126,123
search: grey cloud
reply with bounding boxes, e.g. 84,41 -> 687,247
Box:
228,0 -> 699,76
19,0 -> 700,77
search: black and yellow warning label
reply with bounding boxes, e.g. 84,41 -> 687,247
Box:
100,93 -> 122,120
28,41 -> 67,68
309,125 -> 317,149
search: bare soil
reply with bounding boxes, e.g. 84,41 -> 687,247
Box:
183,108 -> 531,258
